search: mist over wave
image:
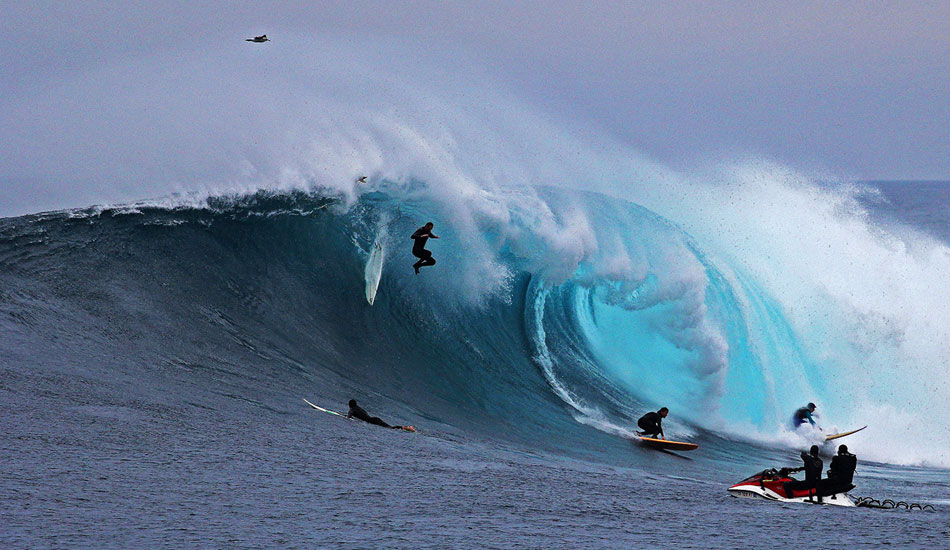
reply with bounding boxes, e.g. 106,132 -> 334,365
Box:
2,34 -> 948,467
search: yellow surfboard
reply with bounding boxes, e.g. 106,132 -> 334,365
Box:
637,436 -> 699,451
825,425 -> 867,441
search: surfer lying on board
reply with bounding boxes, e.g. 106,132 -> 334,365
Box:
636,407 -> 668,439
792,402 -> 820,429
347,400 -> 415,432
411,222 -> 439,274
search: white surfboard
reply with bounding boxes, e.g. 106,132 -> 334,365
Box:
365,239 -> 384,305
302,398 -> 348,418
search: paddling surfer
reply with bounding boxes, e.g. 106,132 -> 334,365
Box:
637,407 -> 668,439
410,222 -> 439,274
347,399 -> 415,432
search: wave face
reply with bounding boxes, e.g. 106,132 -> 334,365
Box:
3,179 -> 948,467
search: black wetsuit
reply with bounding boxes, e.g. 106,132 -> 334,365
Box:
823,451 -> 857,493
348,403 -> 393,429
784,452 -> 823,499
828,452 -> 857,484
637,411 -> 664,438
411,226 -> 436,271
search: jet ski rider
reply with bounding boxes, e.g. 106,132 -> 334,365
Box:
783,445 -> 823,501
823,444 -> 857,492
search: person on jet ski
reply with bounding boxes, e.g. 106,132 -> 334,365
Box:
792,402 -> 819,428
825,444 -> 857,490
783,445 -> 823,501
410,222 -> 439,274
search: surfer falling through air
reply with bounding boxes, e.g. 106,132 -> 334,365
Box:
410,222 -> 439,274
793,402 -> 820,429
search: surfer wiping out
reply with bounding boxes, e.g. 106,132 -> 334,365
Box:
246,34 -> 269,43
636,407 -> 668,439
792,402 -> 820,429
410,222 -> 439,274
347,400 -> 415,432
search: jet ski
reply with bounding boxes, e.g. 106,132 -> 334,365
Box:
727,468 -> 855,507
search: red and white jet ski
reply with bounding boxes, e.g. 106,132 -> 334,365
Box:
728,468 -> 855,507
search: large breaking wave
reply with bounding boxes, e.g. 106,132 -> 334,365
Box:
2,179 -> 948,468
1,35 -> 948,467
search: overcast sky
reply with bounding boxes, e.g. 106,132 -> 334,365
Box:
2,1 -> 948,216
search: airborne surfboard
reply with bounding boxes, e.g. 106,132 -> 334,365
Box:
825,425 -> 867,441
637,436 -> 699,451
365,239 -> 384,305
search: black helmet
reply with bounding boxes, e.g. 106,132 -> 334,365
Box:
838,444 -> 848,454
348,399 -> 357,407
807,402 -> 816,410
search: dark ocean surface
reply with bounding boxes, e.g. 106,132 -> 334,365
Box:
1,181 -> 947,549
